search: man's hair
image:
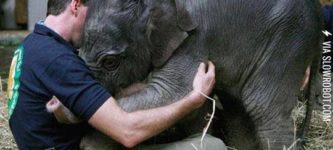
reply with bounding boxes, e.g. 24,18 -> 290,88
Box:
47,0 -> 89,16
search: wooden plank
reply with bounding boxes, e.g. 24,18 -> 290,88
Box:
0,76 -> 2,94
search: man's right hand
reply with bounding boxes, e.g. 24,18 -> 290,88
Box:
187,61 -> 216,109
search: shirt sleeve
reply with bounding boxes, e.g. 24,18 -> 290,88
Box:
39,54 -> 111,121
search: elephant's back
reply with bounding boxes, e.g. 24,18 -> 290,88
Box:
183,0 -> 322,52
182,0 -> 322,93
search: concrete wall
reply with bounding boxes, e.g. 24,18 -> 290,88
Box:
28,0 -> 47,31
0,0 -> 47,30
1,0 -> 19,29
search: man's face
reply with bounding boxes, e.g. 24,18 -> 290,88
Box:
72,5 -> 88,48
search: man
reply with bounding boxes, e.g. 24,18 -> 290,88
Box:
7,0 -> 223,149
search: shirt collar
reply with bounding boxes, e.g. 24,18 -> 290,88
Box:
33,23 -> 77,53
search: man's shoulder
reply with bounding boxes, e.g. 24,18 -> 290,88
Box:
19,33 -> 79,77
23,32 -> 72,56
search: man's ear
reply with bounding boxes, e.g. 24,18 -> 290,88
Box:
70,0 -> 80,16
146,0 -> 197,68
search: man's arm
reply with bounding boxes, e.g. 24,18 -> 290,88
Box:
88,62 -> 215,148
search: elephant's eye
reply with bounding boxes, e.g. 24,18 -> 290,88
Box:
101,55 -> 120,71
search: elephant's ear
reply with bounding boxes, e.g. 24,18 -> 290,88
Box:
146,0 -> 197,68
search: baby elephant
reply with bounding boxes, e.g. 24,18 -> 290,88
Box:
79,0 -> 322,149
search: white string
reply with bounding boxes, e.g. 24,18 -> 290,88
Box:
191,143 -> 199,150
192,90 -> 216,150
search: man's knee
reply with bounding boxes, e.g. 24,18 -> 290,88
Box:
136,134 -> 227,150
189,134 -> 226,150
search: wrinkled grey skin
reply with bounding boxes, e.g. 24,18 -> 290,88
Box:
79,0 -> 322,149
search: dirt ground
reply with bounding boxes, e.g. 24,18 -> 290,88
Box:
0,92 -> 17,150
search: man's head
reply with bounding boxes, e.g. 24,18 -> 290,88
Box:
45,0 -> 89,48
47,0 -> 89,16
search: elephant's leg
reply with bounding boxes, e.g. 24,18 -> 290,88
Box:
117,62 -> 198,112
215,91 -> 261,150
114,82 -> 146,99
242,80 -> 299,150
117,53 -> 212,138
117,55 -> 202,107
250,89 -> 296,149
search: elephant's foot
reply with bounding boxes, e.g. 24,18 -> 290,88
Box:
216,92 -> 261,150
257,121 -> 295,150
219,111 -> 261,150
80,131 -> 124,150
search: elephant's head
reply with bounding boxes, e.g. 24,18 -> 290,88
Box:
79,0 -> 197,93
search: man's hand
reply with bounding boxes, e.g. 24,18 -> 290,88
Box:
187,61 -> 216,109
46,97 -> 81,124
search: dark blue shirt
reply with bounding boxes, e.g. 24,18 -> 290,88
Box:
8,24 -> 111,150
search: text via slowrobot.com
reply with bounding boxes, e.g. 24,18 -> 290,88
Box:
322,30 -> 332,122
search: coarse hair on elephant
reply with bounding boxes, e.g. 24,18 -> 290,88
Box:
51,0 -> 323,149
